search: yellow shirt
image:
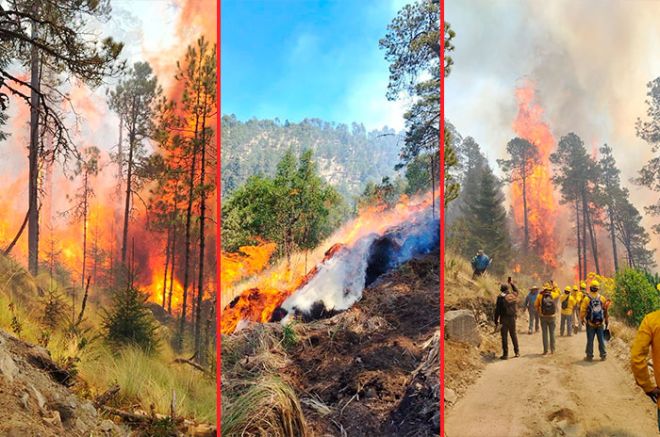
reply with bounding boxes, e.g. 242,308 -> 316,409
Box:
579,292 -> 608,326
559,294 -> 576,315
535,290 -> 560,317
631,310 -> 660,404
571,291 -> 583,307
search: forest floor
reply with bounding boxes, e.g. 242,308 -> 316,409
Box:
222,252 -> 440,436
445,313 -> 658,437
443,255 -> 658,437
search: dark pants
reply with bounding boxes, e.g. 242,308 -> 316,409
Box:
586,324 -> 607,358
657,409 -> 660,432
541,317 -> 556,353
473,268 -> 486,278
560,314 -> 573,336
500,316 -> 519,356
528,308 -> 540,333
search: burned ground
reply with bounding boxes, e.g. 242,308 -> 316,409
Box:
222,252 -> 440,436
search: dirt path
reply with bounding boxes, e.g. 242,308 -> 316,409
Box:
445,320 -> 658,437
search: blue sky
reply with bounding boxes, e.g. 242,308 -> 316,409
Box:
221,0 -> 408,130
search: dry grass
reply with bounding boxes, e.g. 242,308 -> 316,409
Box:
0,254 -> 216,423
222,375 -> 308,437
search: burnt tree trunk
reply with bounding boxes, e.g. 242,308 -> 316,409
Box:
583,191 -> 600,275
575,197 -> 582,281
81,170 -> 89,288
162,226 -> 171,308
194,115 -> 208,364
608,206 -> 619,273
121,100 -> 137,265
168,223 -> 177,314
522,164 -> 529,254
28,13 -> 41,276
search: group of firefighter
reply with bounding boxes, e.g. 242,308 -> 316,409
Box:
494,278 -> 609,361
473,250 -> 660,431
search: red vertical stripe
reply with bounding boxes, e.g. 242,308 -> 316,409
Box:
439,0 -> 446,433
215,0 -> 222,434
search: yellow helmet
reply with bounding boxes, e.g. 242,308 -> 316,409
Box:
573,285 -> 578,292
564,286 -> 572,292
657,283 -> 660,292
543,282 -> 552,290
590,280 -> 600,289
580,281 -> 587,289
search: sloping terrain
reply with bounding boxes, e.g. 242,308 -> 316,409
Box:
222,252 -> 440,436
0,329 -> 122,436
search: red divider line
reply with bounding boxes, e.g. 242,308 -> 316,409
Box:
439,0 -> 446,432
215,0 -> 222,434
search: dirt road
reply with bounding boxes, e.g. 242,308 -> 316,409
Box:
445,321 -> 658,437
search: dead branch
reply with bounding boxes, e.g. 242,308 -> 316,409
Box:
173,357 -> 207,373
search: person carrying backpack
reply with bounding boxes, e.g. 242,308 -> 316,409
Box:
580,280 -> 608,361
471,250 -> 491,278
630,309 -> 660,432
535,282 -> 559,355
571,285 -> 582,333
560,286 -> 577,337
524,286 -> 540,334
494,279 -> 520,360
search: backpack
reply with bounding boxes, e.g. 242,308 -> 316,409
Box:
541,291 -> 556,316
587,295 -> 604,325
561,296 -> 569,310
504,293 -> 517,316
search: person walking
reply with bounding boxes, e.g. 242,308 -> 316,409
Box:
524,286 -> 540,334
631,309 -> 660,432
571,285 -> 582,333
559,286 -> 576,337
535,282 -> 559,355
580,280 -> 608,361
494,279 -> 520,360
471,250 -> 491,278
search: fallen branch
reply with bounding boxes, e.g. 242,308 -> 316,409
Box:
102,406 -> 150,423
95,384 -> 120,407
173,357 -> 207,373
3,209 -> 28,256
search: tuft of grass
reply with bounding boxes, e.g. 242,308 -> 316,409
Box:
282,322 -> 298,349
222,376 -> 308,437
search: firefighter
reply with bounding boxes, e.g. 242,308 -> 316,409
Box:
559,286 -> 577,337
631,309 -> 660,432
535,283 -> 559,355
580,280 -> 608,361
494,279 -> 520,360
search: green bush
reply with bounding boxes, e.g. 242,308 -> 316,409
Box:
103,286 -> 160,353
613,268 -> 660,326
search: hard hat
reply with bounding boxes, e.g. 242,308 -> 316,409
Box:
580,281 -> 587,289
543,282 -> 552,290
530,285 -> 539,291
590,280 -> 600,289
564,286 -> 572,292
573,285 -> 578,292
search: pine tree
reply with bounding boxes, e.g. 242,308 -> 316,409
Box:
458,164 -> 511,271
103,284 -> 159,353
636,76 -> 660,232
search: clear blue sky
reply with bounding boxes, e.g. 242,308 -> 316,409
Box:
221,0 -> 407,130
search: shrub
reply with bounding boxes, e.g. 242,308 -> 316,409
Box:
103,286 -> 159,353
613,268 -> 660,326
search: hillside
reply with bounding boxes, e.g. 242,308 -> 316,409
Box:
0,254 -> 215,436
221,115 -> 402,199
222,252 -> 440,436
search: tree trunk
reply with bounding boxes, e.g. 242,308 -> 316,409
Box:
581,194 -> 589,277
121,110 -> 136,265
582,191 -> 600,275
195,117 -> 208,364
575,197 -> 582,281
81,171 -> 89,288
522,167 -> 529,254
608,206 -> 619,273
429,153 -> 436,218
162,226 -> 171,308
28,13 -> 41,276
168,223 -> 176,314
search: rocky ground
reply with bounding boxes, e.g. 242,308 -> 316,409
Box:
0,329 -> 124,437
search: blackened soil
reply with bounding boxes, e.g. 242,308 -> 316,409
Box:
283,252 -> 440,436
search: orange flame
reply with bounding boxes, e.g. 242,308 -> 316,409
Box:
510,82 -> 562,268
220,192 -> 437,334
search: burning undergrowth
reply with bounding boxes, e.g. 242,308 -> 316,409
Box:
221,250 -> 440,436
221,194 -> 439,334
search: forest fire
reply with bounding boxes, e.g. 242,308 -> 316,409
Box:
510,82 -> 562,268
221,193 -> 439,334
